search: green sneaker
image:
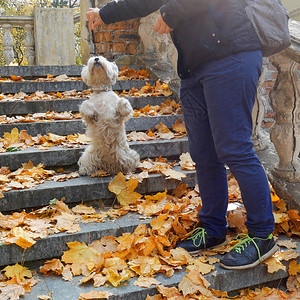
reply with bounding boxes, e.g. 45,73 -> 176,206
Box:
219,233 -> 278,270
176,227 -> 226,255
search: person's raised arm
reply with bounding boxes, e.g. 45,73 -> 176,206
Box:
86,7 -> 103,31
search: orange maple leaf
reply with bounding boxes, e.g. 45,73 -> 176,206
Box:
108,172 -> 141,207
39,259 -> 64,275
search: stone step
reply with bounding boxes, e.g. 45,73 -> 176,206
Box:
0,64 -> 145,78
0,96 -> 177,115
0,114 -> 183,136
1,79 -> 155,94
0,212 -> 152,267
0,138 -> 189,170
0,167 -> 196,212
4,226 -> 298,298
0,65 -> 82,78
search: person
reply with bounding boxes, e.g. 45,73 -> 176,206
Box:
86,0 -> 277,270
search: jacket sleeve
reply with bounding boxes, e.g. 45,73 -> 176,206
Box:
99,0 -> 164,24
160,0 -> 209,29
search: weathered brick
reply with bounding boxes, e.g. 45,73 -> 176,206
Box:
102,19 -> 140,31
112,42 -> 128,53
102,22 -> 128,31
114,31 -> 140,42
94,31 -> 113,42
127,43 -> 138,54
129,19 -> 140,31
95,42 -> 111,54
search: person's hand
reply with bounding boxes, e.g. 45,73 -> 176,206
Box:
86,7 -> 104,30
154,15 -> 173,34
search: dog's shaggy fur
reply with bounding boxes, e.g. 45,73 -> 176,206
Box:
78,56 -> 140,175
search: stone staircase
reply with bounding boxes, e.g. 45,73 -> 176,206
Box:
0,58 -> 298,299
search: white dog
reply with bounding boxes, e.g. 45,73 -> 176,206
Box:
78,56 -> 140,175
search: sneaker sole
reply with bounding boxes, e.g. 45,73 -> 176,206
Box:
219,244 -> 279,270
188,240 -> 227,255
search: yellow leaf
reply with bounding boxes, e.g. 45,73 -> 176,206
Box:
3,128 -> 19,144
108,173 -> 141,206
61,241 -> 101,275
3,263 -> 32,282
102,268 -> 133,287
128,256 -> 162,276
263,256 -> 286,273
7,227 -> 36,249
178,268 -> 213,297
144,189 -> 167,202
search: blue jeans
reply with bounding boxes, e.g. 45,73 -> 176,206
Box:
180,50 -> 274,238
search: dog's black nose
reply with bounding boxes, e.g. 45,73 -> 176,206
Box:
94,57 -> 99,62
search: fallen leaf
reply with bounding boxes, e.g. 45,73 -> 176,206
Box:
3,263 -> 32,282
6,227 -> 36,249
156,285 -> 182,298
277,239 -> 297,249
133,276 -> 161,288
161,169 -> 186,180
108,173 -> 141,207
0,284 -> 25,300
79,290 -> 113,299
289,260 -> 300,276
72,204 -> 96,215
178,268 -> 213,297
39,259 -> 64,275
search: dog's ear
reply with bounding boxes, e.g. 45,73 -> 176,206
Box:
104,61 -> 119,86
81,65 -> 89,85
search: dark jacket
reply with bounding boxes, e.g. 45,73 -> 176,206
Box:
99,0 -> 262,79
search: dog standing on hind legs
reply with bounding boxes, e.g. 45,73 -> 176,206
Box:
78,55 -> 140,175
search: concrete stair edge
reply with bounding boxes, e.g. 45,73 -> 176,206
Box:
0,138 -> 189,170
0,114 -> 184,136
0,167 -> 197,212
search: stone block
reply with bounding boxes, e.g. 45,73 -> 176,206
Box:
34,8 -> 76,66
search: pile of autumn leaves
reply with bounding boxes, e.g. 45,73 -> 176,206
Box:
0,173 -> 300,299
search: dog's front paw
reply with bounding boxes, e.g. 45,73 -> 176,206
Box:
117,99 -> 133,118
78,154 -> 98,176
80,101 -> 98,122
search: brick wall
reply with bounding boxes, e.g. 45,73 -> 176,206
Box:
93,19 -> 141,59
